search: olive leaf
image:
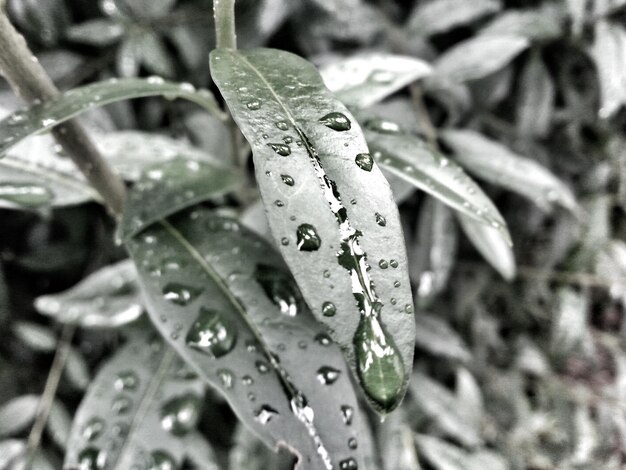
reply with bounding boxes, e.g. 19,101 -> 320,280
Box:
210,47 -> 415,413
440,129 -> 579,213
34,260 -> 143,328
119,158 -> 244,240
516,51 -> 555,138
406,0 -> 501,37
0,78 -> 224,159
480,5 -> 564,41
126,209 -> 376,470
590,20 -> 626,119
318,53 -> 432,108
64,330 -> 205,470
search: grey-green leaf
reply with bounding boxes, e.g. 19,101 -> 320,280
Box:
516,51 -> 555,138
119,158 -> 244,240
318,53 -> 432,108
0,395 -> 40,438
480,5 -> 564,41
440,129 -> 578,213
407,0 -> 501,37
64,330 -> 205,469
35,260 -> 142,328
210,47 -> 415,413
0,78 -> 223,159
126,209 -> 376,470
590,20 -> 626,119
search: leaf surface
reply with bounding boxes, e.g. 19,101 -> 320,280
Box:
210,47 -> 415,412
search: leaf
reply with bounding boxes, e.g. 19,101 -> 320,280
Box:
0,440 -> 25,468
414,314 -> 472,362
378,409 -> 421,470
590,20 -> 626,119
516,51 -> 555,138
119,158 -> 243,240
35,260 -> 143,328
12,321 -> 57,352
0,78 -> 224,159
181,433 -> 220,470
0,395 -> 39,438
440,129 -> 579,213
415,435 -> 509,470
480,5 -> 564,41
318,53 -> 432,108
457,213 -> 516,280
126,209 -> 376,470
361,123 -> 508,234
550,287 -> 591,358
66,19 -> 124,46
595,240 -> 626,308
47,400 -> 72,450
210,47 -> 415,413
407,0 -> 501,37
433,35 -> 529,83
64,330 -> 205,470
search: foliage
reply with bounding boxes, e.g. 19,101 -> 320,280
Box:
0,0 -> 625,469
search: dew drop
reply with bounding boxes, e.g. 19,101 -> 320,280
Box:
254,405 -> 279,424
281,237 -> 289,246
319,112 -> 351,131
315,333 -> 332,346
149,450 -> 176,470
348,437 -> 358,449
296,224 -> 321,251
77,447 -> 106,470
280,174 -> 295,186
246,100 -> 261,110
317,366 -> 341,385
322,301 -> 336,317
355,153 -> 373,172
255,361 -> 269,374
160,393 -> 201,436
340,405 -> 354,425
404,304 -> 413,314
339,457 -> 358,470
161,283 -> 202,306
217,369 -> 234,389
112,396 -> 132,415
275,120 -> 289,130
114,371 -> 138,392
379,260 -> 388,269
393,280 -> 401,288
374,213 -> 386,227
275,200 -> 284,207
185,307 -> 237,358
267,143 -> 291,156
389,259 -> 398,268
82,418 -> 105,441
363,118 -> 402,134
255,264 -> 301,316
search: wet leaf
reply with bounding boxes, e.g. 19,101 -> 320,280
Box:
119,158 -> 243,240
0,78 -> 224,159
407,0 -> 501,37
319,53 -> 431,108
441,129 -> 578,213
126,209 -> 376,470
64,330 -> 205,470
35,260 -> 143,328
210,47 -> 415,413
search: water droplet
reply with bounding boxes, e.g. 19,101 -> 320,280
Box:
322,301 -> 336,317
255,361 -> 269,374
255,264 -> 301,316
114,371 -> 138,392
242,375 -> 254,386
82,418 -> 105,441
363,118 -> 402,134
323,270 -> 331,278
0,183 -> 53,208
161,283 -> 202,306
374,213 -> 386,226
319,112 -> 351,131
393,280 -> 401,288
378,260 -> 388,269
254,405 -> 279,424
339,457 -> 358,470
281,174 -> 294,186
340,405 -> 354,425
246,100 -> 261,110
248,392 -> 256,402
281,237 -> 289,246
348,437 -> 358,449
217,369 -> 234,389
147,75 -> 165,85
275,120 -> 289,130
149,450 -> 176,470
355,153 -> 373,172
283,136 -> 293,144
389,259 -> 398,268
404,304 -> 413,314
77,447 -> 106,470
112,396 -> 132,415
317,366 -> 341,385
268,143 -> 291,156
185,307 -> 237,358
296,224 -> 321,251
275,200 -> 284,207
315,333 -> 332,346
160,393 -> 201,436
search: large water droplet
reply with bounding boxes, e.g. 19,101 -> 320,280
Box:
77,447 -> 106,470
322,301 -> 336,317
374,213 -> 386,227
353,316 -> 405,410
185,307 -> 237,357
275,120 -> 289,130
0,183 -> 53,208
161,283 -> 202,306
114,371 -> 138,392
317,366 -> 341,385
255,264 -> 301,316
281,174 -> 295,186
355,153 -> 373,171
296,224 -> 321,251
268,143 -> 291,156
160,393 -> 201,436
319,112 -> 351,131
254,405 -> 279,424
149,450 -> 176,470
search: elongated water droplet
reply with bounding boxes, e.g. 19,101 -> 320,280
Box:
275,120 -> 289,130
161,283 -> 202,306
389,259 -> 398,268
0,183 -> 53,208
363,118 -> 402,134
340,405 -> 353,425
355,153 -> 373,171
317,366 -> 341,385
268,143 -> 291,156
160,393 -> 201,436
296,224 -> 321,251
353,316 -> 404,410
246,100 -> 261,110
281,174 -> 295,186
319,112 -> 351,131
149,450 -> 176,470
185,307 -> 237,357
255,264 -> 301,316
78,447 -> 106,470
374,213 -> 386,226
254,405 -> 279,424
114,371 -> 138,391
322,301 -> 336,317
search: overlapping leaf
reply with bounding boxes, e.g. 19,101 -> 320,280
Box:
64,330 -> 206,470
407,0 -> 501,37
126,209 -> 376,470
210,47 -> 415,412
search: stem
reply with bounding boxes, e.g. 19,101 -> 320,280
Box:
214,0 -> 237,49
0,12 -> 127,216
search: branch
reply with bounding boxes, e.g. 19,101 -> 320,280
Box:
0,12 -> 127,216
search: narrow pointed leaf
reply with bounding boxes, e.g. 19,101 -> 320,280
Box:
318,53 -> 432,108
440,129 -> 578,213
64,331 -> 205,469
407,0 -> 501,37
126,209 -> 376,470
516,52 -> 555,138
0,78 -> 224,158
119,158 -> 244,240
210,47 -> 414,413
590,20 -> 626,119
0,395 -> 40,438
35,260 -> 142,328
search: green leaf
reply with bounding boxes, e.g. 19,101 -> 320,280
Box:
64,330 -> 205,470
319,53 -> 432,108
126,209 -> 376,470
0,395 -> 39,439
119,158 -> 244,240
440,129 -> 579,213
433,35 -> 529,82
35,260 -> 143,328
480,5 -> 564,41
407,0 -> 501,37
516,51 -> 555,138
361,123 -> 508,235
414,313 -> 471,363
0,78 -> 224,159
210,47 -> 415,413
590,20 -> 626,119
65,19 -> 124,46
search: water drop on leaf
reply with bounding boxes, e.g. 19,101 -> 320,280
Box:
185,307 -> 237,357
254,405 -> 279,424
255,264 -> 301,316
161,283 -> 202,306
340,405 -> 353,425
280,174 -> 294,186
149,450 -> 176,470
114,371 -> 138,391
319,112 -> 352,131
374,212 -> 386,226
160,393 -> 201,436
267,143 -> 291,156
355,153 -> 373,171
322,301 -> 336,317
296,224 -> 321,251
78,447 -> 106,470
317,366 -> 341,385
339,457 -> 358,469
